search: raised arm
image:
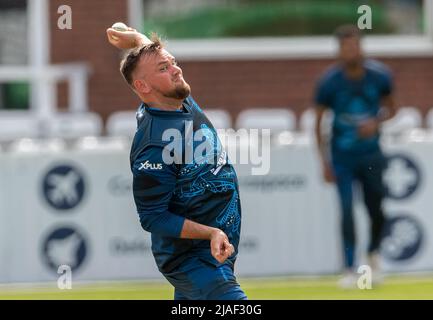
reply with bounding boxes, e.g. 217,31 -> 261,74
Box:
378,94 -> 397,123
106,24 -> 152,50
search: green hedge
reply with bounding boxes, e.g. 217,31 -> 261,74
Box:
2,82 -> 30,110
142,0 -> 393,39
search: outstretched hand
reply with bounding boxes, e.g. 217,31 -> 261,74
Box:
210,229 -> 235,263
322,160 -> 335,184
106,26 -> 151,50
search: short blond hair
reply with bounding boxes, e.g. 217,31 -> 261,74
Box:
120,33 -> 164,86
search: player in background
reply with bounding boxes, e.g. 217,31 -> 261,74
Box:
314,25 -> 397,288
106,25 -> 247,300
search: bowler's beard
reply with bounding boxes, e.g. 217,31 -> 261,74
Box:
155,81 -> 191,100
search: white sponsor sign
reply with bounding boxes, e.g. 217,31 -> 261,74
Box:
1,134 -> 433,283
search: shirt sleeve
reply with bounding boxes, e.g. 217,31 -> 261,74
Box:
132,144 -> 185,238
380,70 -> 393,96
314,76 -> 332,108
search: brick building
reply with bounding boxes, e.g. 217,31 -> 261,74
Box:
47,0 -> 433,129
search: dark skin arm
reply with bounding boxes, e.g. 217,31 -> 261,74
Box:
315,105 -> 335,183
357,95 -> 397,138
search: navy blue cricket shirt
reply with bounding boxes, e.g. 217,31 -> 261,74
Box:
315,59 -> 393,156
130,96 -> 241,274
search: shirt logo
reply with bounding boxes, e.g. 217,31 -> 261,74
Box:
139,160 -> 163,171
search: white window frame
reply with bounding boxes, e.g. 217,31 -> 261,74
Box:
0,0 -> 90,117
132,0 -> 433,61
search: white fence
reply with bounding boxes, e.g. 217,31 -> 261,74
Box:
0,132 -> 432,283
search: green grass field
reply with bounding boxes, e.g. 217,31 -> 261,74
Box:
1,274 -> 433,300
